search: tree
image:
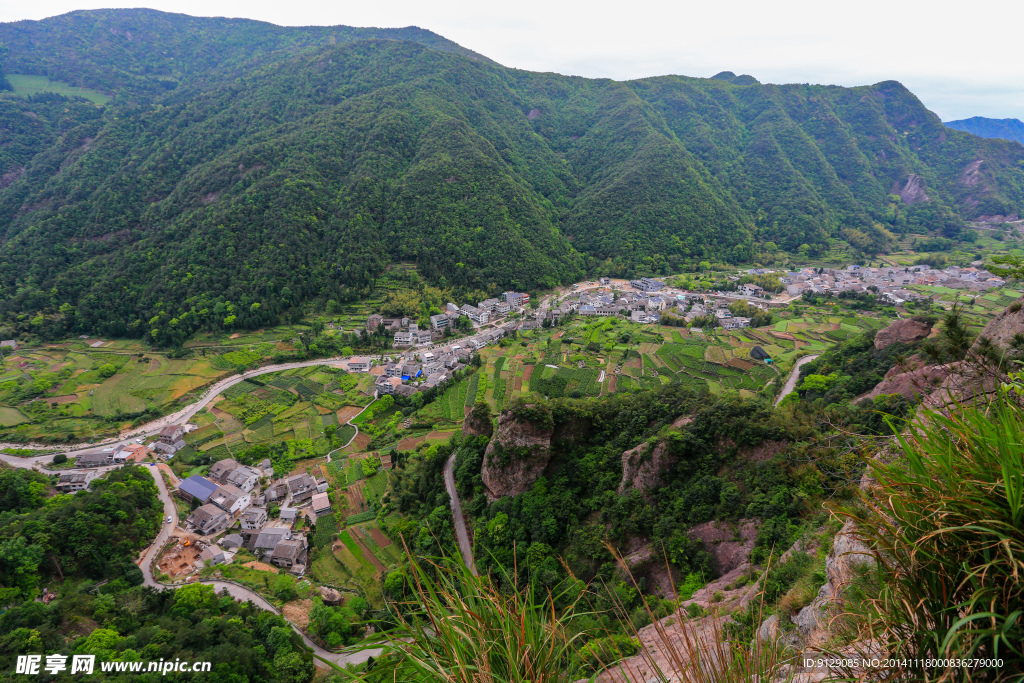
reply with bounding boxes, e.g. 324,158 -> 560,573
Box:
0,535 -> 44,595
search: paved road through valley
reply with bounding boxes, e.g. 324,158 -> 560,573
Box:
443,452 -> 478,576
775,354 -> 820,407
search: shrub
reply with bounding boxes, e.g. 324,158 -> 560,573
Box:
577,635 -> 641,674
841,394 -> 1024,677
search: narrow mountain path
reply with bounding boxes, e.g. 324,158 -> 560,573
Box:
444,451 -> 478,576
775,354 -> 820,406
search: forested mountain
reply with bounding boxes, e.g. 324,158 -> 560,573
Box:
945,116 -> 1024,146
1,10 -> 1024,344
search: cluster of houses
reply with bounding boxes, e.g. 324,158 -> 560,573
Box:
347,326 -> 519,397
538,288 -> 672,326
175,457 -> 334,575
367,291 -> 531,344
535,281 -> 768,330
73,424 -> 191,470
782,264 -> 1006,304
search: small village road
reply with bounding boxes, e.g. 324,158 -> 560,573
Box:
192,581 -> 381,667
135,466 -> 380,667
2,451 -> 380,668
775,354 -> 820,407
139,465 -> 178,589
443,452 -> 477,576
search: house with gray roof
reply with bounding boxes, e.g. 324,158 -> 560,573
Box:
185,504 -> 230,536
209,484 -> 251,514
286,473 -> 318,505
265,480 -> 289,503
77,451 -> 113,468
219,533 -> 244,550
246,528 -> 290,554
56,470 -> 98,493
225,466 -> 260,492
240,508 -> 267,531
207,458 -> 240,484
270,539 -> 308,570
198,546 -> 227,567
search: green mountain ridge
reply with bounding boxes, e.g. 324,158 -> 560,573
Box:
1,10 -> 1023,344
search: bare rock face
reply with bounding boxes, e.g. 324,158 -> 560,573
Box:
462,409 -> 494,439
873,317 -> 933,350
617,441 -> 675,499
895,173 -> 930,205
480,407 -> 554,500
972,297 -> 1024,350
318,586 -> 343,605
863,357 -> 953,402
788,519 -> 874,651
687,519 -> 758,576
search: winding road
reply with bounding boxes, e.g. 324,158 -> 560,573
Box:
136,467 -> 381,667
1,455 -> 381,668
0,357 -> 355,465
0,355 -> 390,668
2,348 -> 479,664
443,452 -> 478,576
774,354 -> 820,406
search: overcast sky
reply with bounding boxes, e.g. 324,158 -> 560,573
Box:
3,0 -> 1021,121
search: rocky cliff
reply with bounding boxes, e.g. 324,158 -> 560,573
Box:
971,298 -> 1024,350
617,441 -> 675,500
462,405 -> 494,439
863,357 -> 953,402
873,317 -> 933,350
480,406 -> 554,500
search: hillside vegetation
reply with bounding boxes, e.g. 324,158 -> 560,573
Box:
2,10 -> 1024,345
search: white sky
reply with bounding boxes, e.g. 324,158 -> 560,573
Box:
3,0 -> 1022,121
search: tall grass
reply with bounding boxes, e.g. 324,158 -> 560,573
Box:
355,554 -> 592,683
348,542 -> 795,683
838,394 -> 1024,681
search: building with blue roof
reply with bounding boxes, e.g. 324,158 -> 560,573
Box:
177,475 -> 219,503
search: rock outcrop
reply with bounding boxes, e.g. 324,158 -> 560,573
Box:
462,408 -> 494,439
895,173 -> 930,205
873,317 -> 933,350
318,586 -> 344,605
788,520 -> 873,651
687,519 -> 758,576
617,441 -> 675,500
480,406 -> 554,500
862,357 -> 953,402
971,296 -> 1024,350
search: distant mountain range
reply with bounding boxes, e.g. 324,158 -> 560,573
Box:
945,117 -> 1024,145
1,9 -> 1023,344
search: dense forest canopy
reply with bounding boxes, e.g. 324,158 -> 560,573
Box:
1,9 -> 1023,344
